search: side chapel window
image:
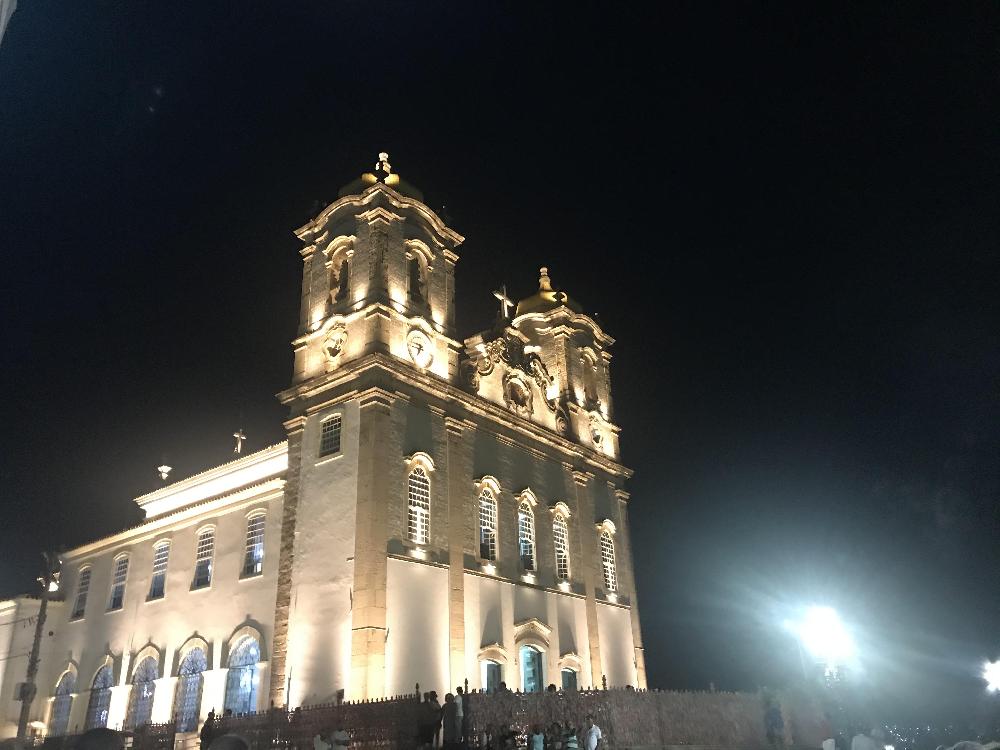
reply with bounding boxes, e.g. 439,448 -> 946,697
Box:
108,555 -> 129,611
71,567 -> 91,619
192,528 -> 214,589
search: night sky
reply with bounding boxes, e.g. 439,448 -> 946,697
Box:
2,2 -> 999,728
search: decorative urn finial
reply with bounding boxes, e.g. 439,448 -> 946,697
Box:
374,152 -> 392,181
539,266 -> 552,292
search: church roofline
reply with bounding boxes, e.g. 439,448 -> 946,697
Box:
135,441 -> 288,519
64,478 -> 287,561
295,182 -> 464,247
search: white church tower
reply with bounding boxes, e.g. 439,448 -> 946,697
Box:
274,154 -> 646,704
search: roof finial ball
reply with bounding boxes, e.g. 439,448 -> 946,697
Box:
374,151 -> 392,180
539,266 -> 553,292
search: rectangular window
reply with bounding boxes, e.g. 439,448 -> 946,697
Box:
319,414 -> 342,457
108,557 -> 129,611
242,515 -> 265,577
148,543 -> 169,600
192,529 -> 214,589
71,568 -> 91,619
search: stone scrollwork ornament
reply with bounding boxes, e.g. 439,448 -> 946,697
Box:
503,372 -> 533,417
323,325 -> 348,363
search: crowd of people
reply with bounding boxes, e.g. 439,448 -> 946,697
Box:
414,685 -> 602,750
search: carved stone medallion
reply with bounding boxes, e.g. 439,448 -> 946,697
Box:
406,329 -> 433,369
323,325 -> 348,363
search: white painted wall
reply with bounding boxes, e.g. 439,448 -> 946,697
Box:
0,598 -> 44,738
596,602 -> 636,687
385,558 -> 448,698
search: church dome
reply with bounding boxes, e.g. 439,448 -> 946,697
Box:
514,267 -> 583,317
337,152 -> 425,202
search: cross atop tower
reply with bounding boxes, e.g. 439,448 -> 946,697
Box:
374,152 -> 392,180
493,285 -> 514,319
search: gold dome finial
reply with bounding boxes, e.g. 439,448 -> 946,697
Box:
539,266 -> 552,292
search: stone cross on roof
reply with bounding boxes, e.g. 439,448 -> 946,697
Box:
493,285 -> 514,318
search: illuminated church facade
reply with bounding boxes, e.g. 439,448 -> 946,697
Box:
8,155 -> 647,738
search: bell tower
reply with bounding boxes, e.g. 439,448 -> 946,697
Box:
290,153 -> 465,384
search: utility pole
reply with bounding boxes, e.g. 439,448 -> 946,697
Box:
14,551 -> 57,750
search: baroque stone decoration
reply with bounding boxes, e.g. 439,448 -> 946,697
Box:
323,324 -> 348,363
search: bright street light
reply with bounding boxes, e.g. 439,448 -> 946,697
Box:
983,661 -> 1000,692
787,606 -> 855,676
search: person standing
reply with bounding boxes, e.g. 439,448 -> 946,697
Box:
331,724 -> 349,750
442,694 -> 459,750
454,687 -> 465,748
582,716 -> 602,750
199,710 -> 216,749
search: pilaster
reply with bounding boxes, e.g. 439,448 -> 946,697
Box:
614,488 -> 647,688
570,469 -> 603,688
444,416 -> 476,689
267,416 -> 306,706
350,389 -> 395,699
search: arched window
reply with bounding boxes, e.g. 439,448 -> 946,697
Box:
174,647 -> 207,732
192,528 -> 214,589
519,645 -> 544,693
479,488 -> 498,561
125,656 -> 157,729
600,531 -> 617,591
407,256 -> 426,304
407,467 -> 430,544
553,516 -> 570,581
85,665 -> 114,730
71,567 -> 91,620
331,258 -> 350,302
108,556 -> 129,611
224,637 -> 260,715
50,671 -> 76,736
518,502 -> 536,571
148,542 -> 169,600
242,513 -> 266,577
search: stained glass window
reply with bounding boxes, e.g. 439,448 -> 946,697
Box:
124,656 -> 157,729
224,637 -> 260,715
50,671 -> 76,736
85,666 -> 113,730
174,647 -> 207,732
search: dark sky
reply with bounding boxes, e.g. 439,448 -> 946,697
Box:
2,1 -> 999,728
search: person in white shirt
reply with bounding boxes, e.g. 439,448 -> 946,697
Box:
583,716 -> 602,750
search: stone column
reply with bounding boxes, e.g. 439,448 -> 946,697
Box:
614,488 -> 647,688
570,469 -> 603,688
267,417 -> 306,707
444,417 -> 475,689
349,389 -> 395,699
150,677 -> 177,724
201,668 -> 228,716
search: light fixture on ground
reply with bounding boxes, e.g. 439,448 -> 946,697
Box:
983,660 -> 1000,692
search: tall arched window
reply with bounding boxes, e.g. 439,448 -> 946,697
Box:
85,665 -> 114,730
553,516 -> 570,581
148,542 -> 169,600
224,637 -> 260,715
518,501 -> 536,571
479,488 -> 498,561
174,647 -> 207,732
50,671 -> 76,736
600,530 -> 617,591
71,567 -> 91,620
242,513 -> 266,577
125,656 -> 157,729
108,555 -> 129,611
329,254 -> 350,303
192,528 -> 214,589
407,467 -> 430,544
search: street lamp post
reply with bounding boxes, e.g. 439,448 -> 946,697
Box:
14,552 -> 57,750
